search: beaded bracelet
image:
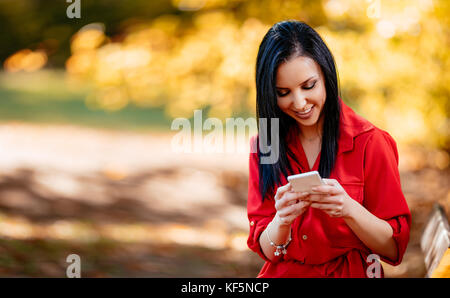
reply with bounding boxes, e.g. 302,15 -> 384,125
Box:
266,224 -> 292,256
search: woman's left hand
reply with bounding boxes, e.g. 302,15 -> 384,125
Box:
307,179 -> 355,218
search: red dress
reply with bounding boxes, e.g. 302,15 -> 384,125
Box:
247,99 -> 411,278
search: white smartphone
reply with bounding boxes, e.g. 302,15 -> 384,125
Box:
287,171 -> 324,193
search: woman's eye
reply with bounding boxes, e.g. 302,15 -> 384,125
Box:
303,82 -> 316,90
277,91 -> 289,97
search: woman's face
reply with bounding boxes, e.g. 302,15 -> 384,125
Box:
275,55 -> 326,129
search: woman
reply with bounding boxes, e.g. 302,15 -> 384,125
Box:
247,20 -> 411,278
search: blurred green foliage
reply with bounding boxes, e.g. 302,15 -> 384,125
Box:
0,0 -> 448,150
0,0 -> 176,66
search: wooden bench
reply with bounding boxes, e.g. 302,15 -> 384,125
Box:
420,203 -> 450,277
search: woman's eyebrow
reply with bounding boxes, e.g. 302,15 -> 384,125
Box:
276,75 -> 316,89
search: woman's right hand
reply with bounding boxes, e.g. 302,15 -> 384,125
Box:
274,183 -> 311,226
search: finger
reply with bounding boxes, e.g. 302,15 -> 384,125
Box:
278,198 -> 301,216
310,202 -> 336,211
274,183 -> 292,200
282,192 -> 309,207
322,179 -> 345,191
319,207 -> 341,218
308,194 -> 340,204
306,193 -> 334,202
321,178 -> 337,186
277,206 -> 295,219
307,193 -> 323,202
311,185 -> 341,195
279,200 -> 310,218
275,192 -> 294,210
292,201 -> 311,217
287,191 -> 309,200
329,210 -> 341,217
296,200 -> 311,211
287,199 -> 296,206
287,196 -> 303,206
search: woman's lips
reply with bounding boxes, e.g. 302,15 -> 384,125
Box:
293,106 -> 314,119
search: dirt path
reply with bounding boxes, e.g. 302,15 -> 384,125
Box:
0,123 -> 448,277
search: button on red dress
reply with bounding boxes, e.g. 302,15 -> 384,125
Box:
247,99 -> 411,278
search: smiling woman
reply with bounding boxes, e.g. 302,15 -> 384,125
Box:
254,19 -> 340,207
247,20 -> 411,278
275,56 -> 327,169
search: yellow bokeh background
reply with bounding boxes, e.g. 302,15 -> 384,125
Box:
0,0 -> 448,278
46,0 -> 449,150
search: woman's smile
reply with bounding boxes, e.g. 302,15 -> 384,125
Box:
293,105 -> 314,119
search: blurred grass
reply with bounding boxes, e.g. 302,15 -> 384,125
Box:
0,71 -> 173,132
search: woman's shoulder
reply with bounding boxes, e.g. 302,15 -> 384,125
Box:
340,101 -> 397,147
356,125 -> 400,165
356,123 -> 396,144
367,127 -> 398,153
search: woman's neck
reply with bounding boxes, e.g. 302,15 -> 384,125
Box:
298,116 -> 324,143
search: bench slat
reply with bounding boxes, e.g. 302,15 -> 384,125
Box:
420,204 -> 450,278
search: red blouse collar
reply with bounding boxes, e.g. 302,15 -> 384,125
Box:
337,97 -> 374,154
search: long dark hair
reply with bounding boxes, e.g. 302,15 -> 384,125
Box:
255,20 -> 341,201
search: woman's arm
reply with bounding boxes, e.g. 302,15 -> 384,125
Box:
343,198 -> 398,260
258,183 -> 311,262
258,215 -> 292,262
309,180 -> 398,260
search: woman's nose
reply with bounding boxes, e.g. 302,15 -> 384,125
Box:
292,91 -> 307,110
